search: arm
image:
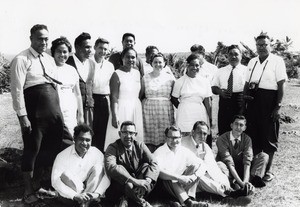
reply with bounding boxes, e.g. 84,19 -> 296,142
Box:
171,96 -> 180,108
203,97 -> 212,126
109,72 -> 120,128
271,80 -> 285,122
139,75 -> 145,100
10,56 -> 32,134
74,81 -> 84,124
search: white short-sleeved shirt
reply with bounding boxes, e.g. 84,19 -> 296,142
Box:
246,54 -> 287,90
153,143 -> 205,176
92,59 -> 114,94
212,63 -> 247,93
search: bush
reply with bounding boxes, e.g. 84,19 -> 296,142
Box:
0,53 -> 10,94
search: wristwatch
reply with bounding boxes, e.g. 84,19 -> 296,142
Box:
277,103 -> 282,107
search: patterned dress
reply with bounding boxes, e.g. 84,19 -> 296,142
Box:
142,72 -> 175,146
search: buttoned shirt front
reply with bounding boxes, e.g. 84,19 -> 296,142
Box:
246,53 -> 287,90
73,55 -> 91,82
10,47 -> 57,116
212,63 -> 247,93
153,143 -> 206,177
229,131 -> 241,146
51,145 -> 110,199
91,59 -> 114,94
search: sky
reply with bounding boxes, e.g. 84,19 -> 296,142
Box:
1,0 -> 300,57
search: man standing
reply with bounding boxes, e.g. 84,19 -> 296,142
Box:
86,37 -> 114,152
10,24 -> 68,206
66,32 -> 94,126
109,33 -> 144,76
244,32 -> 287,182
153,125 -> 209,207
105,121 -> 158,207
51,124 -> 110,207
212,45 -> 247,135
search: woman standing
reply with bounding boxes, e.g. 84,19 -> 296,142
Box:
171,54 -> 212,135
104,48 -> 143,150
142,53 -> 175,151
51,37 -> 84,136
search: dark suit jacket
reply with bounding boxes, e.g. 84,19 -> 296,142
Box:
105,139 -> 159,185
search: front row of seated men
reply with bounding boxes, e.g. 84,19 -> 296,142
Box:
51,115 -> 268,207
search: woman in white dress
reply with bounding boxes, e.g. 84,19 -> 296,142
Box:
171,54 -> 212,134
51,37 -> 84,136
104,47 -> 143,150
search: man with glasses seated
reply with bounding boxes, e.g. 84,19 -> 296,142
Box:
153,125 -> 209,207
104,121 -> 159,207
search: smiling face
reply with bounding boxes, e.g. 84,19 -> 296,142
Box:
122,36 -> 135,49
152,56 -> 165,71
166,130 -> 182,151
122,49 -> 137,68
192,125 -> 209,144
94,42 -> 108,59
74,131 -> 92,157
30,29 -> 49,53
76,39 -> 92,60
54,44 -> 69,66
119,124 -> 137,148
186,58 -> 201,78
228,48 -> 242,67
230,118 -> 246,137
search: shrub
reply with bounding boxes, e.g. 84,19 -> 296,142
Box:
0,53 -> 10,94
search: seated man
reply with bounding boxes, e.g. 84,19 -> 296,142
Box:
51,124 -> 110,207
153,125 -> 209,207
104,121 -> 159,207
216,115 -> 269,193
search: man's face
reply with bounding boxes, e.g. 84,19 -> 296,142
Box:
74,131 -> 92,157
256,38 -> 271,58
94,42 -> 109,58
230,118 -> 246,136
122,36 -> 135,49
192,125 -> 209,144
228,48 -> 242,67
166,130 -> 182,151
30,29 -> 49,53
146,48 -> 159,63
77,39 -> 92,60
119,125 -> 137,148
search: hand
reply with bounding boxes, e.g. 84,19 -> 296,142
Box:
112,115 -> 119,128
271,108 -> 280,122
132,179 -> 151,190
243,94 -> 254,101
220,89 -> 232,99
86,96 -> 94,108
77,115 -> 84,124
244,182 -> 255,195
177,175 -> 195,186
134,186 -> 146,198
73,193 -> 92,203
18,115 -> 32,135
86,193 -> 100,202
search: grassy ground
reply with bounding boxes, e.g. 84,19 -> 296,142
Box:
0,80 -> 300,206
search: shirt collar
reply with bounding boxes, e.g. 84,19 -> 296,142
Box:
190,135 -> 199,147
230,131 -> 241,142
70,144 -> 89,158
29,47 -> 41,58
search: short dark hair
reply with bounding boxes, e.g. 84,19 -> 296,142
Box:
74,32 -> 91,47
232,115 -> 247,124
164,125 -> 181,137
122,33 -> 135,42
94,37 -> 109,47
192,121 -> 209,131
51,36 -> 72,57
186,53 -> 203,65
120,121 -> 136,130
30,24 -> 48,36
145,45 -> 158,56
150,52 -> 167,67
190,44 -> 205,55
120,47 -> 137,59
73,123 -> 94,138
227,44 -> 241,53
255,32 -> 270,41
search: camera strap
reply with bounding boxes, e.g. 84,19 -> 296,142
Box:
248,60 -> 269,88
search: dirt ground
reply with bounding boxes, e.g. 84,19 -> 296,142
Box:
1,80 -> 300,207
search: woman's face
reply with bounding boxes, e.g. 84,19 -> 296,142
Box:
122,49 -> 136,68
186,58 -> 201,78
54,44 -> 69,66
152,56 -> 165,71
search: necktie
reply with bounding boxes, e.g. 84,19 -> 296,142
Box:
234,138 -> 239,149
38,54 -> 62,85
227,66 -> 235,93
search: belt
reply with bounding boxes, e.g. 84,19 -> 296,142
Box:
93,94 -> 109,97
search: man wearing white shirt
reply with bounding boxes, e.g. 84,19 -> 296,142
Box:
153,125 -> 208,207
51,124 -> 110,207
212,45 -> 247,135
66,32 -> 94,125
86,37 -> 114,152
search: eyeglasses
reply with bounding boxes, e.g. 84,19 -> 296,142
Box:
256,44 -> 269,48
167,136 -> 182,139
121,131 -> 137,136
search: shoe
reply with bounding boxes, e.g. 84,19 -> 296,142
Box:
118,196 -> 128,207
263,172 -> 274,182
228,187 -> 249,198
169,201 -> 181,207
251,176 -> 266,187
23,193 -> 48,207
184,198 -> 208,207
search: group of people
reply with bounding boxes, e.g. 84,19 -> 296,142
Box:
10,24 -> 287,207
